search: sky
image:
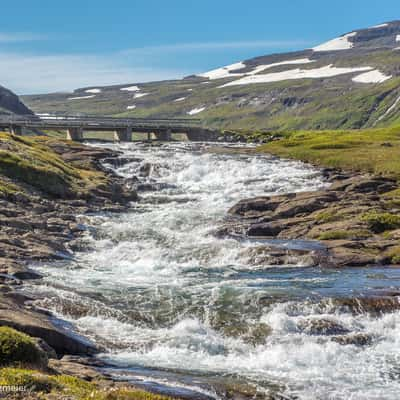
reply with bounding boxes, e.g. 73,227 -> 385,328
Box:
1,0 -> 399,94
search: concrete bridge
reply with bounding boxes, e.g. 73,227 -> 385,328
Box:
0,114 -> 218,141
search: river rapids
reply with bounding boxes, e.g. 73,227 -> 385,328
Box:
25,142 -> 400,400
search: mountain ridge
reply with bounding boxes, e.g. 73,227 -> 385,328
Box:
22,20 -> 400,131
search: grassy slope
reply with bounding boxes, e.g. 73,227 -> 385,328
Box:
0,133 -> 108,198
258,126 -> 400,179
0,327 -> 175,400
0,367 -> 174,400
22,49 -> 400,131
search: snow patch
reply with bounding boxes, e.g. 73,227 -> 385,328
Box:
249,58 -> 315,75
375,95 -> 400,125
221,65 -> 372,87
174,97 -> 186,102
396,35 -> 400,42
133,93 -> 149,99
68,95 -> 96,100
352,70 -> 392,84
126,105 -> 136,110
187,107 -> 205,115
198,62 -> 246,80
120,86 -> 140,92
313,32 -> 357,52
198,58 -> 314,80
370,23 -> 388,29
85,88 -> 101,94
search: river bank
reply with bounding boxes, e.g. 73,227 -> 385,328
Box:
1,137 -> 400,399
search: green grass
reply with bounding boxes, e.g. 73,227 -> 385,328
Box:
0,367 -> 176,400
0,133 -> 108,198
258,126 -> 400,179
0,327 -> 45,366
317,230 -> 370,240
361,212 -> 400,233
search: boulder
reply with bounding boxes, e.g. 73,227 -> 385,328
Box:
297,318 -> 350,335
0,294 -> 98,356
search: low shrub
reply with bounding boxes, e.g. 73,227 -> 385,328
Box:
0,327 -> 45,366
361,212 -> 400,233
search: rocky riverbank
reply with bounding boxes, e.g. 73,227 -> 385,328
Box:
0,135 -> 152,398
2,136 -> 400,400
218,169 -> 400,268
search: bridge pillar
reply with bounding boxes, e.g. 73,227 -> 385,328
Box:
10,125 -> 23,135
155,129 -> 172,141
114,128 -> 132,142
66,127 -> 83,141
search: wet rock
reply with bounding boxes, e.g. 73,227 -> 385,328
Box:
7,264 -> 43,280
35,337 -> 58,359
247,222 -> 283,237
0,294 -> 99,356
102,157 -> 141,167
222,173 -> 400,268
273,191 -> 338,219
331,333 -> 372,346
333,295 -> 400,315
49,357 -> 104,381
139,162 -> 153,177
229,195 -> 292,217
298,318 -> 350,335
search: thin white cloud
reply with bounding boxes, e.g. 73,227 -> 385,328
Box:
0,38 -> 313,94
0,32 -> 47,43
122,39 -> 312,54
0,52 -> 188,94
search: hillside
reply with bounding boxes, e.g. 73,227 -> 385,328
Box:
0,85 -> 32,115
22,20 -> 400,131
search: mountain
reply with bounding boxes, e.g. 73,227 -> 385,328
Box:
0,85 -> 33,115
22,20 -> 400,131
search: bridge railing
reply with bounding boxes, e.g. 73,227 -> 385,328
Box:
0,114 -> 201,128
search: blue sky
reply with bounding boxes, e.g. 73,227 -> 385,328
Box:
1,0 -> 399,94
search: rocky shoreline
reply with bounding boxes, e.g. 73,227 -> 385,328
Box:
0,140 -> 141,390
218,169 -> 400,268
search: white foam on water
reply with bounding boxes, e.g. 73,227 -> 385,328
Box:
27,143 -> 400,399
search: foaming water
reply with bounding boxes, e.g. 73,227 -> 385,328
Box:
26,142 -> 400,399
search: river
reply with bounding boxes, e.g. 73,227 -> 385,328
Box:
25,142 -> 400,400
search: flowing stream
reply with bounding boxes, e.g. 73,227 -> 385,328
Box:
26,142 -> 400,400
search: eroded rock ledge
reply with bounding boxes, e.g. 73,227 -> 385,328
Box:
218,171 -> 400,267
0,137 -> 138,375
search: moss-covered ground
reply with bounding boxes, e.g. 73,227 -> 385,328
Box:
0,327 -> 176,400
0,133 -> 108,198
0,367 -> 175,400
257,126 -> 400,179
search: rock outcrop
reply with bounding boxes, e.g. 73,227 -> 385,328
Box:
219,172 -> 400,267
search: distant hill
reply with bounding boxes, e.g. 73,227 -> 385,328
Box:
23,20 -> 400,131
0,85 -> 32,115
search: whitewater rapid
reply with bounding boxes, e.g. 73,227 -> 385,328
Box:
26,142 -> 400,400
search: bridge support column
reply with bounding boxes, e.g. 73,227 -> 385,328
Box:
155,129 -> 172,141
114,128 -> 132,142
10,125 -> 23,135
66,127 -> 83,141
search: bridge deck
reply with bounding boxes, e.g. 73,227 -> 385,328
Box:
0,114 -> 201,132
